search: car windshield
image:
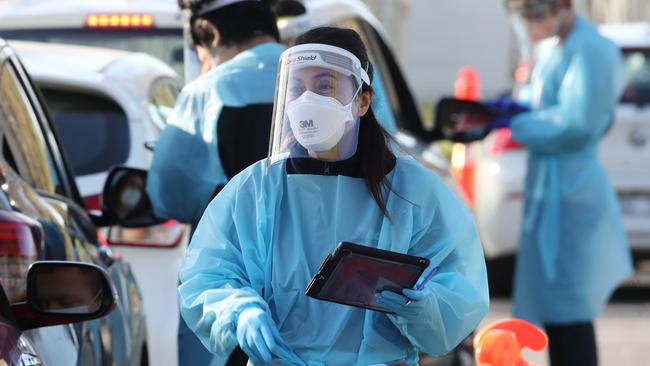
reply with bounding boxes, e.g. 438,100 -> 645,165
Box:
0,28 -> 183,78
622,49 -> 650,106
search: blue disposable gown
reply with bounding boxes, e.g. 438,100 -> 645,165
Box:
511,16 -> 633,324
146,43 -> 285,224
178,156 -> 489,365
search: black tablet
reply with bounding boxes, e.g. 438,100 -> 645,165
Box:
305,242 -> 430,313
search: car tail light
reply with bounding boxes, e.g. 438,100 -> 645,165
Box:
107,220 -> 185,248
86,14 -> 154,29
0,211 -> 42,303
451,143 -> 476,206
84,194 -> 101,211
490,129 -> 524,155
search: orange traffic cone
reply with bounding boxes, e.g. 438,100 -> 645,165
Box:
474,318 -> 548,366
454,66 -> 481,101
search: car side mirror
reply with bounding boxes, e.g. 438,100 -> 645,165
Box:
27,261 -> 116,318
433,97 -> 492,143
102,166 -> 164,228
9,261 -> 117,330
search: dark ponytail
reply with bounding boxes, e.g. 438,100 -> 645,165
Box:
294,27 -> 397,217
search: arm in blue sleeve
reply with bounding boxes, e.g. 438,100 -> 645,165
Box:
511,44 -> 625,154
387,176 -> 489,356
177,175 -> 269,356
146,86 -> 220,223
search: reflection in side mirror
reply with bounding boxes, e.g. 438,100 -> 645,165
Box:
102,166 -> 164,228
434,98 -> 492,143
27,261 -> 116,318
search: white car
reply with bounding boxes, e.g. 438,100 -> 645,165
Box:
452,22 -> 650,293
10,40 -> 188,366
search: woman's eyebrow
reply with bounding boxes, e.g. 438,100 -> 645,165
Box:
314,72 -> 336,79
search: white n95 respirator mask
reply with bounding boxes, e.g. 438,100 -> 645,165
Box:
286,91 -> 355,152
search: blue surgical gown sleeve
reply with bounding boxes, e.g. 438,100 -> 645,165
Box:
146,85 -> 224,224
387,168 -> 489,356
510,43 -> 626,154
177,172 -> 270,357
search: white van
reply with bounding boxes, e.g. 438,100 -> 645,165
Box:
0,0 -> 185,76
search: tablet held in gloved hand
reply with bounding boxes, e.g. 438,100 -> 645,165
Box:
305,242 -> 430,313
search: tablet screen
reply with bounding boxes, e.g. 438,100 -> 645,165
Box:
318,251 -> 423,311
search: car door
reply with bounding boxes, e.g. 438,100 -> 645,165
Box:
332,17 -> 457,188
0,45 -> 143,366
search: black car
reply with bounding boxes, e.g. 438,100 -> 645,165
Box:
0,38 -> 149,366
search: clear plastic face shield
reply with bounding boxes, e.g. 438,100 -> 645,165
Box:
507,0 -> 559,47
268,44 -> 370,164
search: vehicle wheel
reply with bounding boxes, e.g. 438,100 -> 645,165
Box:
486,256 -> 515,298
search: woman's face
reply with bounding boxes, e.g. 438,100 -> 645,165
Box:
286,66 -> 359,105
523,10 -> 560,43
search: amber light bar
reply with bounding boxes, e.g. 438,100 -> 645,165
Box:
86,14 -> 154,29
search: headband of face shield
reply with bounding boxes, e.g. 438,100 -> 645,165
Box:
268,43 -> 370,164
505,0 -> 556,15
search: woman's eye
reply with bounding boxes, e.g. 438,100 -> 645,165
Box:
317,82 -> 335,94
288,85 -> 305,97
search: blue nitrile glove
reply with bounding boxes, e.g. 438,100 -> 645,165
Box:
485,97 -> 530,130
235,305 -> 287,364
375,287 -> 431,322
487,115 -> 514,129
486,97 -> 530,116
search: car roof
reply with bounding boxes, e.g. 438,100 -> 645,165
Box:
10,40 -> 133,75
0,0 -> 180,28
599,22 -> 650,49
9,40 -> 178,118
280,0 -> 386,40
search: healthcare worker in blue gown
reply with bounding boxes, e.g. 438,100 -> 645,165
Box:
145,1 -> 284,365
492,1 -> 633,365
178,26 -> 489,366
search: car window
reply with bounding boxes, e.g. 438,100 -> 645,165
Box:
40,87 -> 131,177
333,18 -> 425,136
622,49 -> 650,106
0,60 -> 56,193
148,77 -> 180,130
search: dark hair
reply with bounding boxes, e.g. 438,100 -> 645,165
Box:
294,27 -> 397,217
178,0 -> 279,47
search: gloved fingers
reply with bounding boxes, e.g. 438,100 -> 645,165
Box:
374,293 -> 397,308
250,329 -> 273,364
266,317 -> 287,345
240,338 -> 263,365
378,290 -> 409,304
260,322 -> 283,356
403,288 -> 428,300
